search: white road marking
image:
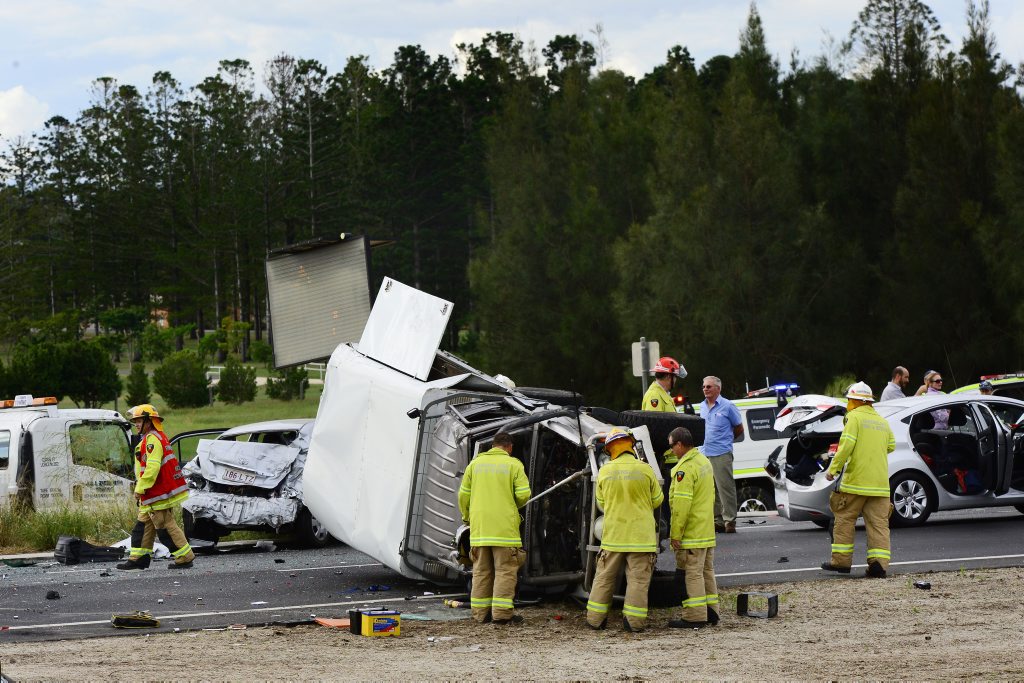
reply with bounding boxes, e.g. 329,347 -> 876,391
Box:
717,553 -> 1024,578
1,592 -> 465,632
274,563 -> 384,573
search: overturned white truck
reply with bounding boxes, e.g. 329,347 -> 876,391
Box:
302,278 -> 700,599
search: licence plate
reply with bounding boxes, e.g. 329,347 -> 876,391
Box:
223,468 -> 257,485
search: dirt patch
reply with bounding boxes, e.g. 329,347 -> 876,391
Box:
2,566 -> 1022,681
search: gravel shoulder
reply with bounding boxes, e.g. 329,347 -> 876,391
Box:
2,566 -> 1021,681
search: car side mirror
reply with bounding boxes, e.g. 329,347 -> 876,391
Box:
406,408 -> 421,419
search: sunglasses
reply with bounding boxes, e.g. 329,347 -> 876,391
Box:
932,378 -> 943,383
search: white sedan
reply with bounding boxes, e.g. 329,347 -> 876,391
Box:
764,394 -> 1024,527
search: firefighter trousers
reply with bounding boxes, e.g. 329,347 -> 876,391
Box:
674,547 -> 718,622
130,508 -> 195,564
469,546 -> 525,623
586,550 -> 656,630
829,491 -> 892,570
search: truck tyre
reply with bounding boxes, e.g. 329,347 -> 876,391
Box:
296,506 -> 334,548
516,387 -> 584,407
584,407 -> 622,425
647,569 -> 684,608
617,411 -> 705,454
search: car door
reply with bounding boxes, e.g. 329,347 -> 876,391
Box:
972,402 -> 1012,496
168,428 -> 229,464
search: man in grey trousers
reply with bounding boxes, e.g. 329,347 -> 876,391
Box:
699,376 -> 743,533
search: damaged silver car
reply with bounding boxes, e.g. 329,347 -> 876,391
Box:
178,420 -> 333,547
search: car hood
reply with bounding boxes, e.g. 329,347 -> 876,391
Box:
773,394 -> 846,432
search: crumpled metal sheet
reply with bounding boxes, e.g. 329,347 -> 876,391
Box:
195,440 -> 301,489
183,490 -> 300,530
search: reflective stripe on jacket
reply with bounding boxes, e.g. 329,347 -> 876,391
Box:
135,430 -> 189,511
458,447 -> 531,547
596,453 -> 664,553
828,405 -> 895,497
669,448 -> 716,549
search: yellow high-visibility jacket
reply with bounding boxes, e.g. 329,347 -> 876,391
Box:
641,381 -> 675,413
828,405 -> 895,497
669,448 -> 716,549
596,453 -> 664,553
458,447 -> 531,547
642,382 -> 680,464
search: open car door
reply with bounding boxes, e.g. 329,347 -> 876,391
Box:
972,402 -> 1012,495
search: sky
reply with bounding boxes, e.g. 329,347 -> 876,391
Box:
2,0 -> 1022,140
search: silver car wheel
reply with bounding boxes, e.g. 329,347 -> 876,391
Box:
738,497 -> 769,513
309,514 -> 330,543
893,479 -> 928,519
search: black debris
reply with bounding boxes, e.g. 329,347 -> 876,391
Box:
46,590 -> 60,600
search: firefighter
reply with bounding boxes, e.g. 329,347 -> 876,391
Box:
586,427 -> 664,633
458,431 -> 531,624
666,426 -> 719,628
821,382 -> 895,578
642,356 -> 686,472
116,405 -> 195,570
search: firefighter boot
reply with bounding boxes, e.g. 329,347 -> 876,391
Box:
707,607 -> 720,626
116,556 -> 151,571
866,561 -> 887,578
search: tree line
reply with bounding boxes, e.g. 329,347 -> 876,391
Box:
1,0 -> 1022,408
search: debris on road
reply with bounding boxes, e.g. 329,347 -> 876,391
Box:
111,611 -> 160,629
314,617 -> 350,628
453,644 -> 482,653
45,590 -> 60,600
914,581 -> 932,590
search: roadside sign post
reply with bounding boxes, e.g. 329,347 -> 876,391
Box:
631,338 -> 659,397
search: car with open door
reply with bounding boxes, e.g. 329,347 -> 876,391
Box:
765,394 -> 1024,527
174,419 -> 334,547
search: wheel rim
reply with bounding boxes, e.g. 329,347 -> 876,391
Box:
893,479 -> 928,520
738,497 -> 769,513
310,514 -> 329,542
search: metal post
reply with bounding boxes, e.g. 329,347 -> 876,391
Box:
640,336 -> 651,394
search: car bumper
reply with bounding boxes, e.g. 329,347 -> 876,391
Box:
768,468 -> 835,523
183,490 -> 300,531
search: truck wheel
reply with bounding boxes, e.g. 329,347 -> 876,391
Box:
618,411 -> 705,454
736,481 -> 774,513
647,569 -> 683,608
515,387 -> 584,406
296,507 -> 334,548
584,407 -> 622,424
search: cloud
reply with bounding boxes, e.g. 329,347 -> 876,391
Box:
0,86 -> 49,140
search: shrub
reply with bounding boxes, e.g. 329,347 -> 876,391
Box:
250,339 -> 273,366
126,363 -> 151,406
218,357 -> 257,404
266,367 -> 309,401
153,350 -> 210,408
196,331 -> 223,362
62,341 -> 121,408
141,323 -> 172,362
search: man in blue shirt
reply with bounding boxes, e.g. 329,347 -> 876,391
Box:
700,376 -> 744,533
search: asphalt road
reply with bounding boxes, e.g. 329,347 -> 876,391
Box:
2,507 -> 1022,643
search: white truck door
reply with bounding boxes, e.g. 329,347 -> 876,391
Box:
0,428 -> 12,505
357,277 -> 453,380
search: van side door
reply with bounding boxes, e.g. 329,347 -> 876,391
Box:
0,429 -> 12,505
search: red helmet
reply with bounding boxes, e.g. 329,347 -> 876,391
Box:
652,356 -> 686,378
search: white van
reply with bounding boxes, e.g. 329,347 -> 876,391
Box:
689,387 -> 798,512
0,396 -> 134,509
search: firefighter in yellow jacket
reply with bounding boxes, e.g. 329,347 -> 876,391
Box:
116,405 -> 195,570
821,382 -> 896,578
586,427 -> 664,633
666,426 -> 719,628
641,356 -> 686,466
458,431 -> 531,624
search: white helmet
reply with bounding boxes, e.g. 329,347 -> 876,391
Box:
845,381 -> 875,402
